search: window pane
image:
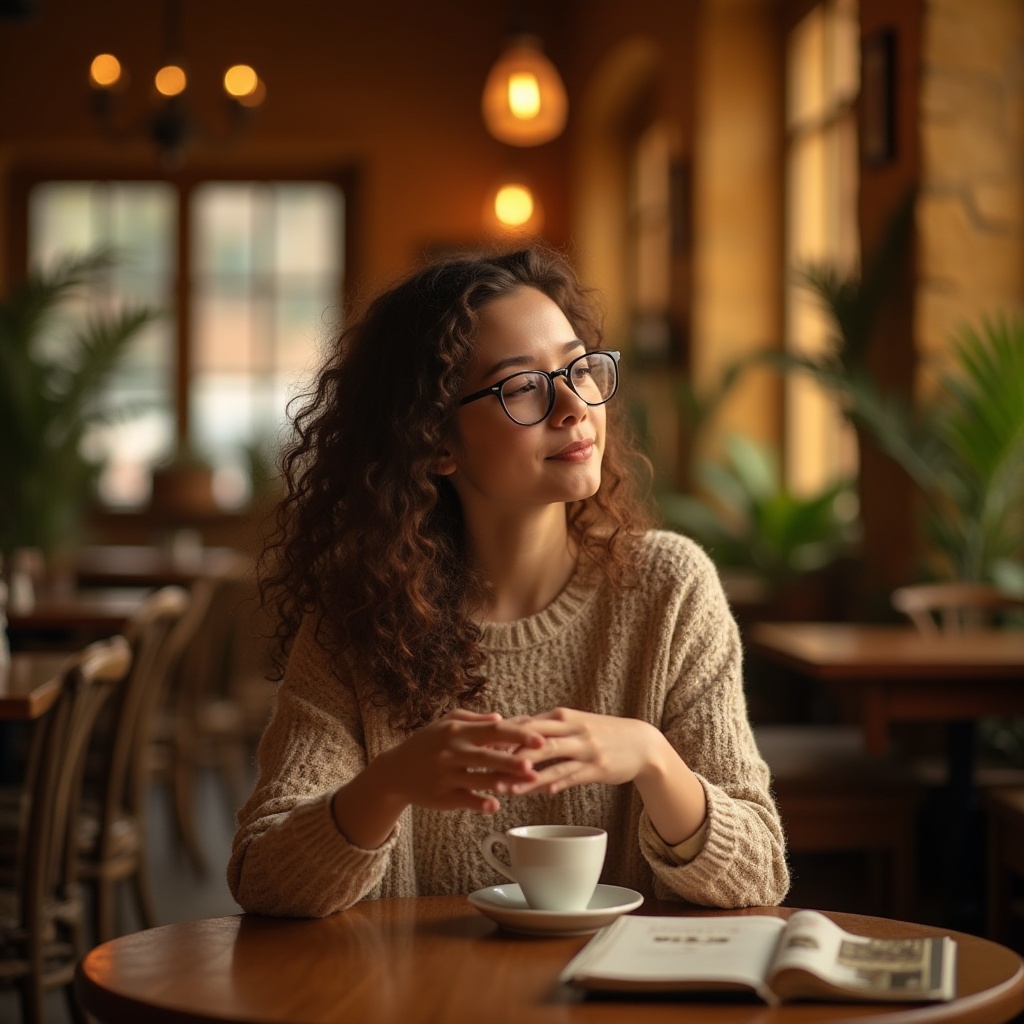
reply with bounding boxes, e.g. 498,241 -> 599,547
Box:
193,282 -> 256,373
785,0 -> 859,495
276,284 -> 336,373
274,184 -> 344,275
195,186 -> 255,276
191,181 -> 344,467
28,181 -> 177,507
787,6 -> 826,130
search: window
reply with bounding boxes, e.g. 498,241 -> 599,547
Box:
27,177 -> 345,508
784,0 -> 860,495
627,121 -> 673,364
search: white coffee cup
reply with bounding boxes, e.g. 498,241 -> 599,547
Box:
480,825 -> 607,911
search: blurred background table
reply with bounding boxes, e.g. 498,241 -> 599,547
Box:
6,588 -> 148,652
0,651 -> 71,784
748,621 -> 1024,932
73,544 -> 247,590
747,622 -> 1024,756
0,652 -> 69,720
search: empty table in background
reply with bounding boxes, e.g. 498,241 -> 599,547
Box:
74,545 -> 249,589
6,588 -> 148,652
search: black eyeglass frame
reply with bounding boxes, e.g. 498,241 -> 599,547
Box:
458,349 -> 621,426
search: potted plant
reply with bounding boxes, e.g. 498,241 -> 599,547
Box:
781,292 -> 1024,586
0,248 -> 161,569
658,434 -> 861,620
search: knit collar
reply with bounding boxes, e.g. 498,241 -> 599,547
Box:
477,560 -> 598,651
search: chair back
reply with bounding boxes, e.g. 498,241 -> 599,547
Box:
14,636 -> 131,995
170,553 -> 255,733
891,582 -> 1024,635
90,587 -> 190,850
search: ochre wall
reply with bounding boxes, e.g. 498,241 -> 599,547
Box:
916,0 -> 1024,372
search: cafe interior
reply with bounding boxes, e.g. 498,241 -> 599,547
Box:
1,0 -> 1024,1020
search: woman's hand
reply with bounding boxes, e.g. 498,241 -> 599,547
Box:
377,709 -> 544,813
507,707 -> 659,793
331,710 -> 544,849
508,708 -> 708,847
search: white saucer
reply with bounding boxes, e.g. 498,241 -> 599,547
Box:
467,883 -> 644,936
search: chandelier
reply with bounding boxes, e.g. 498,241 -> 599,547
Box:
87,0 -> 265,167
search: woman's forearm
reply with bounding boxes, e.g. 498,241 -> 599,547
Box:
331,752 -> 409,849
634,728 -> 708,847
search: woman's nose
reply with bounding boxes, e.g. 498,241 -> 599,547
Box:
549,374 -> 587,423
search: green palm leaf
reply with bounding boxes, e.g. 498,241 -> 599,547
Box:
0,248 -> 161,559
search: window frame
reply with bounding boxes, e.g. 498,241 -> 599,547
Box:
6,163 -> 359,461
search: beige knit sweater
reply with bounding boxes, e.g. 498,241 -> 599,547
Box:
228,531 -> 789,917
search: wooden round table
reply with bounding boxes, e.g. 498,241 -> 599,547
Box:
75,898 -> 1024,1024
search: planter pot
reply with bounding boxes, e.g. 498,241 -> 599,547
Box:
150,464 -> 218,521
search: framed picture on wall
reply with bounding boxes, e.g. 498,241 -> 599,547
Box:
862,29 -> 897,166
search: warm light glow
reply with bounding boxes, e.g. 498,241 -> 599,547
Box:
223,64 -> 258,98
482,35 -> 568,146
235,76 -> 266,108
154,64 -> 187,97
89,53 -> 122,89
494,183 -> 535,227
507,72 -> 541,120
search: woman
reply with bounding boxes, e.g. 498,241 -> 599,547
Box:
229,246 -> 788,917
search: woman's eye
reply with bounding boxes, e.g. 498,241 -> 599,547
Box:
505,378 -> 538,399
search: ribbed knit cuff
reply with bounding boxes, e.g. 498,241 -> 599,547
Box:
639,778 -> 786,908
232,793 -> 399,917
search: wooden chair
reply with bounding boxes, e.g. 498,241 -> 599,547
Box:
76,586 -> 190,943
986,786 -> 1024,949
891,582 -> 1024,635
753,723 -> 923,917
893,582 -> 1024,942
0,636 -> 131,1024
151,553 -> 271,873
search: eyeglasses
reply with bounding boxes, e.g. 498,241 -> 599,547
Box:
459,349 -> 620,426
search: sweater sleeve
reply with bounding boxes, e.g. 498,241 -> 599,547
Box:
227,616 -> 399,917
637,539 -> 790,908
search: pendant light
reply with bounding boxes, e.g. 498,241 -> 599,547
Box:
481,34 -> 568,147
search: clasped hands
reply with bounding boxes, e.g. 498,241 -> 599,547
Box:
384,706 -> 662,815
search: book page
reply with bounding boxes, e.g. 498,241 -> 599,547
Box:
768,911 -> 956,1003
560,914 -> 787,1002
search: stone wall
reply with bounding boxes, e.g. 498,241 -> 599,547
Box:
917,0 -> 1024,378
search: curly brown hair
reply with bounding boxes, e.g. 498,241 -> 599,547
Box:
261,245 -> 654,727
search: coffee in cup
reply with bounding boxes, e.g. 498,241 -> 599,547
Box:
480,824 -> 607,911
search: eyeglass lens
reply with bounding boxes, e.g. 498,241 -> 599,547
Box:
501,351 -> 618,425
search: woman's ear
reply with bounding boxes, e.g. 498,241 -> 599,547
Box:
433,446 -> 457,477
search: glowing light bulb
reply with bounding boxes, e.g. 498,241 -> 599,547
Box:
494,184 -> 534,227
154,65 -> 187,97
481,35 -> 568,146
507,72 -> 541,120
223,64 -> 258,98
90,53 -> 122,89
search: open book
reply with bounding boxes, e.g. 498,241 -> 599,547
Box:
560,911 -> 956,1006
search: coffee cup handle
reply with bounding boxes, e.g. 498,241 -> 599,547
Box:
480,833 -> 516,882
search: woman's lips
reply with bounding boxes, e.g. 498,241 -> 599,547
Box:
548,439 -> 595,461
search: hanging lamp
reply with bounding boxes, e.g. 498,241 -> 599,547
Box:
481,34 -> 568,147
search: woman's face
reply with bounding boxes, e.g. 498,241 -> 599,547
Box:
439,286 -> 606,521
